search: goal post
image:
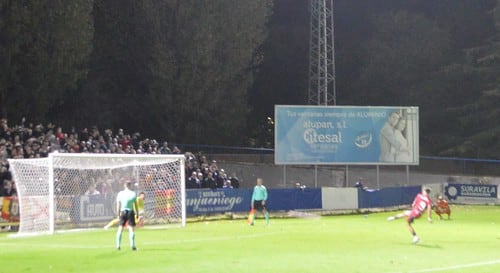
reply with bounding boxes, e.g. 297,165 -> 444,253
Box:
8,153 -> 186,236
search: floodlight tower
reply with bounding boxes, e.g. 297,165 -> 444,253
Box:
308,0 -> 336,106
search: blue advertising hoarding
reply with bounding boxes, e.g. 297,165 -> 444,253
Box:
185,188 -> 322,215
357,186 -> 421,208
275,105 -> 419,165
186,189 -> 251,214
445,183 -> 499,203
72,194 -> 115,223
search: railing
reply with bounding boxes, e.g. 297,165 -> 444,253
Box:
176,143 -> 500,176
174,144 -> 499,189
174,143 -> 274,155
417,156 -> 500,177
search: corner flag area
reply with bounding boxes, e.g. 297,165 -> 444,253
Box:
0,205 -> 499,273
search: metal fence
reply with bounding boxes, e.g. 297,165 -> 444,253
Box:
175,144 -> 500,189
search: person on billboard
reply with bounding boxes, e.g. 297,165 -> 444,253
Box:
393,118 -> 411,163
379,112 -> 408,162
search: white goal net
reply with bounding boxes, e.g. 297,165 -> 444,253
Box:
8,153 -> 186,236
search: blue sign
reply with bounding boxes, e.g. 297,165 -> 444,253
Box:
72,194 -> 115,222
186,189 -> 252,214
445,184 -> 498,202
275,105 -> 419,165
185,188 -> 323,215
267,188 -> 322,210
357,186 -> 421,209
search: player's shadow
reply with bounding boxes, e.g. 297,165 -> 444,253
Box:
414,243 -> 442,249
396,243 -> 442,249
138,247 -> 176,252
95,250 -> 128,259
94,246 -> 179,258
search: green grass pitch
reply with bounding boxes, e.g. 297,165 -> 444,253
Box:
0,205 -> 499,273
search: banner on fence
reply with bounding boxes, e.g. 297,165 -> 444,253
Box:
275,105 -> 419,165
444,183 -> 499,204
186,189 -> 251,214
185,188 -> 322,215
73,194 -> 115,222
268,188 -> 322,211
0,197 -> 20,225
357,186 -> 421,208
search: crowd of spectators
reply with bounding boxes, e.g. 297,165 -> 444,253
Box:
0,117 -> 240,198
185,155 -> 240,189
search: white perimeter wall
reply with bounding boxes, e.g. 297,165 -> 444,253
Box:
322,187 -> 358,210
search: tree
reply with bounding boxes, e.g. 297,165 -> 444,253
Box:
72,0 -> 272,145
248,0 -> 309,147
436,1 -> 500,158
355,11 -> 451,106
159,0 -> 273,144
0,0 -> 94,122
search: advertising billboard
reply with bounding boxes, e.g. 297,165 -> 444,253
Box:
275,105 -> 419,165
445,183 -> 499,204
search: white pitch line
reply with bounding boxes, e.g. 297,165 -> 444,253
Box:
0,232 -> 279,250
402,259 -> 500,273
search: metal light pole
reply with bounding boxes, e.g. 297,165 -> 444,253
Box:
308,0 -> 336,187
308,0 -> 336,106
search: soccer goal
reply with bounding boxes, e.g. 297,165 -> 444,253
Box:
8,153 -> 186,236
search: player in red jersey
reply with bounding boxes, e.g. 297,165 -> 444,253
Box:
387,188 -> 433,244
433,195 -> 451,220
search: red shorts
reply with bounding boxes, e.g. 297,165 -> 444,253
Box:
406,210 -> 421,223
